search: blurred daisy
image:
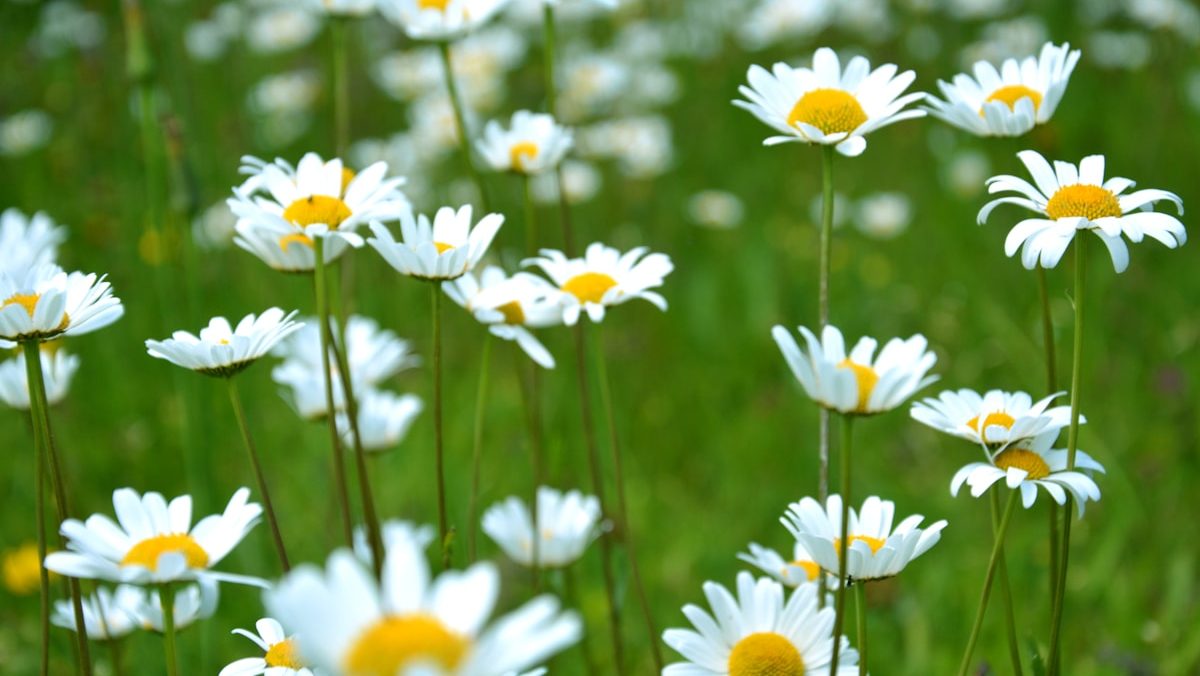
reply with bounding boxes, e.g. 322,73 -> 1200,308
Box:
337,389 -> 423,452
44,487 -> 265,587
444,266 -> 562,368
0,208 -> 66,277
378,0 -> 510,41
662,571 -> 859,675
772,324 -> 937,415
951,430 -> 1104,516
133,580 -> 220,633
477,111 -> 573,175
305,0 -> 377,16
687,190 -> 744,230
979,151 -> 1186,272
3,542 -> 49,595
733,47 -> 925,157
264,528 -> 582,675
856,192 -> 911,240
482,486 -> 602,568
0,346 -> 79,409
737,541 -> 824,588
51,585 -> 142,640
367,205 -> 504,281
0,264 -> 123,342
925,42 -> 1080,137
911,388 -> 1074,451
146,308 -> 303,378
221,617 -> 317,676
354,520 -> 437,568
523,242 -> 673,325
783,495 -> 947,582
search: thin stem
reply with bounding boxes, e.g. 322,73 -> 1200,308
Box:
523,175 -> 539,255
828,413 -> 853,675
514,346 -> 545,589
467,335 -> 493,564
330,16 -> 350,157
34,405 -> 49,676
160,584 -> 180,676
542,4 -> 558,116
1037,266 -> 1062,603
992,489 -> 1023,676
816,144 -> 835,608
431,283 -> 451,569
437,40 -> 490,211
227,379 -> 291,572
957,490 -> 1021,676
564,564 -> 601,676
313,241 -> 355,548
855,582 -> 868,676
108,639 -> 126,676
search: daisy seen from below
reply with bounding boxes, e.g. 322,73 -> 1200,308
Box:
444,266 -> 563,368
263,526 -> 582,675
44,487 -> 265,587
782,495 -> 947,582
133,580 -> 221,632
51,585 -> 142,640
145,308 -> 303,378
738,540 -> 825,588
925,42 -> 1081,137
0,345 -> 79,408
477,111 -> 573,175
523,242 -> 673,325
733,47 -> 925,157
0,208 -> 66,277
979,150 -> 1186,272
910,388 -> 1075,451
220,617 -> 317,676
367,205 -> 504,281
772,324 -> 937,415
951,429 -> 1104,516
0,264 -> 123,342
482,486 -> 602,568
337,389 -> 423,452
353,520 -> 436,568
378,0 -> 511,41
662,571 -> 859,675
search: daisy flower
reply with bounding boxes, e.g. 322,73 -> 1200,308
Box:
367,205 -> 504,281
44,487 -> 265,587
772,324 -> 937,415
978,150 -> 1186,272
662,571 -> 859,675
0,208 -> 66,277
304,0 -> 377,16
145,308 -> 304,378
353,520 -> 437,569
444,266 -> 562,368
523,242 -> 673,325
337,389 -> 423,452
0,264 -> 123,342
782,495 -> 947,582
951,429 -> 1104,516
910,388 -> 1076,451
0,345 -> 79,409
737,541 -> 825,588
220,617 -> 318,676
477,111 -> 573,175
263,527 -> 582,675
924,42 -> 1081,137
3,542 -> 49,595
733,47 -> 925,157
133,580 -> 221,633
51,585 -> 142,640
378,0 -> 511,41
482,486 -> 602,568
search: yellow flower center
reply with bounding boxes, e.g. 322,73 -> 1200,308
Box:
787,88 -> 867,136
434,242 -> 455,254
982,85 -> 1042,113
278,233 -> 315,252
992,448 -> 1051,480
341,167 -> 356,195
282,195 -> 353,229
562,272 -> 617,304
509,141 -> 540,172
836,359 -> 879,412
342,614 -> 470,676
120,534 -> 209,571
728,632 -> 805,676
965,411 -> 1016,443
2,293 -> 69,332
787,559 -> 821,582
497,300 -> 525,325
417,0 -> 450,10
265,638 -> 306,669
3,543 -> 46,596
1045,184 -> 1123,221
833,535 -> 887,556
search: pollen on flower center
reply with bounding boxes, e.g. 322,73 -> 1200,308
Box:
982,85 -> 1043,113
120,534 -> 209,571
992,448 -> 1051,480
496,300 -> 525,325
1045,184 -> 1122,221
509,142 -> 540,172
562,272 -> 617,304
342,614 -> 469,676
434,242 -> 455,254
836,359 -> 879,412
833,535 -> 887,556
265,638 -> 306,669
787,88 -> 867,136
278,233 -> 315,252
788,559 -> 821,581
728,632 -> 805,676
2,293 -> 41,317
417,0 -> 450,10
282,195 -> 353,229
966,411 -> 1016,443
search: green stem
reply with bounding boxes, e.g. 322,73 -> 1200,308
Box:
828,413 -> 853,675
431,283 -> 451,569
992,489 -> 1024,676
108,639 -> 126,676
437,40 -> 489,211
330,17 -> 350,157
523,175 -> 539,255
313,241 -> 355,548
514,346 -> 545,590
856,582 -> 868,676
467,335 -> 493,564
34,407 -> 49,676
957,490 -> 1021,676
1037,266 -> 1062,604
160,584 -> 180,676
542,4 -> 558,116
816,145 -> 835,608
227,379 -> 290,572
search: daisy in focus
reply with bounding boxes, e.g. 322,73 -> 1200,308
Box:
523,242 -> 673,325
378,0 -> 511,41
482,486 -> 602,568
0,345 -> 79,409
444,266 -> 563,368
145,308 -> 303,378
44,487 -> 265,587
662,571 -> 859,675
477,111 -> 573,175
925,42 -> 1081,137
50,585 -> 142,640
220,617 -> 317,676
0,264 -> 123,342
337,389 -> 423,452
367,205 -> 504,281
910,388 -> 1075,451
979,150 -> 1186,272
738,540 -> 825,588
772,324 -> 937,415
0,208 -> 66,277
733,47 -> 925,157
782,495 -> 947,582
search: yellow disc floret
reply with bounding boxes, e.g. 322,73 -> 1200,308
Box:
787,89 -> 867,136
342,614 -> 470,676
1045,184 -> 1122,221
833,535 -> 887,556
265,639 -> 306,669
496,300 -> 526,325
2,293 -> 69,333
3,543 -> 46,595
788,559 -> 821,582
562,272 -> 617,304
283,195 -> 353,229
509,142 -> 540,172
120,534 -> 209,571
278,233 -> 315,252
728,632 -> 805,676
992,448 -> 1051,480
982,85 -> 1043,113
434,242 -> 455,254
966,411 -> 1016,444
836,359 -> 879,412
417,0 -> 450,9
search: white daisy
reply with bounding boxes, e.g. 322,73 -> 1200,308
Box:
978,150 -> 1186,272
145,308 -> 304,378
0,208 -> 66,278
772,324 -> 938,415
0,345 -> 79,409
951,430 -> 1104,516
263,528 -> 582,675
353,520 -> 437,568
50,585 -> 142,640
522,242 -> 673,325
133,580 -> 221,633
477,111 -> 573,175
378,0 -> 511,41
782,495 -> 947,582
662,571 -> 859,675
925,42 -> 1081,137
444,266 -> 562,368
910,388 -> 1076,451
0,264 -> 123,342
733,47 -> 925,157
337,389 -> 423,452
44,487 -> 265,587
482,486 -> 601,568
367,205 -> 504,281
737,541 -> 825,588
221,617 -> 318,676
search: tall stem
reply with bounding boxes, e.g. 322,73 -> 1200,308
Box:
108,639 -> 126,676
855,582 -> 868,676
431,283 -> 451,569
957,490 -> 1021,676
816,146 -> 836,609
330,17 -> 350,157
160,584 -> 180,676
437,40 -> 489,210
227,379 -> 291,572
1037,266 -> 1062,602
34,405 -> 49,676
542,4 -> 558,116
992,489 -> 1023,676
828,413 -> 853,675
313,241 -> 355,547
523,175 -> 539,254
514,348 -> 545,589
467,334 -> 493,564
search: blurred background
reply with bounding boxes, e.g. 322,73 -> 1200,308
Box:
1,0 -> 1198,673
